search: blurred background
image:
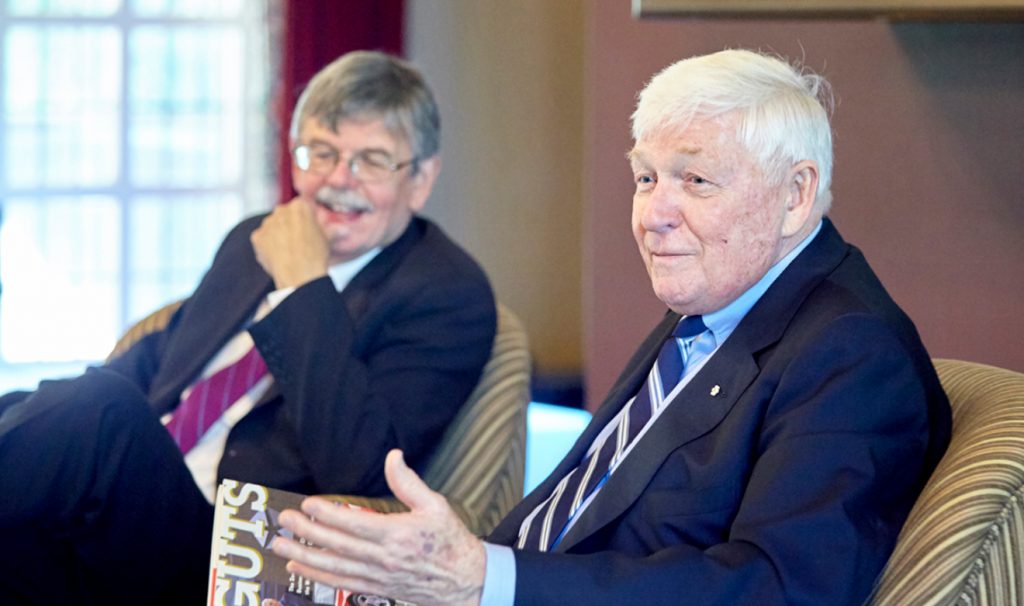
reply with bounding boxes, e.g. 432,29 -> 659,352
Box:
0,0 -> 1021,417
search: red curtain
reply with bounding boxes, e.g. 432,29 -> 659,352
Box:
275,0 -> 405,205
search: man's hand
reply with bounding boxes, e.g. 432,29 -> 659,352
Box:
250,198 -> 330,289
271,449 -> 487,606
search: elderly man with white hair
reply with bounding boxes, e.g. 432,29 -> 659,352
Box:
271,49 -> 951,606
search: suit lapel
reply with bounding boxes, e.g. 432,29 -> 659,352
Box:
556,343 -> 759,551
336,217 -> 425,324
489,313 -> 681,544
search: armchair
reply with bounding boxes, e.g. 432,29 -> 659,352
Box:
870,359 -> 1024,605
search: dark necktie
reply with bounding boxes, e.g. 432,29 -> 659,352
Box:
165,345 -> 268,453
517,315 -> 706,552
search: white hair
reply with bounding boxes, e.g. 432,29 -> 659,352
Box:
632,49 -> 835,211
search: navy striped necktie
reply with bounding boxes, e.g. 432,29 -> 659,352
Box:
517,315 -> 707,551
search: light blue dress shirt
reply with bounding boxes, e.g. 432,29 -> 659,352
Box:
479,221 -> 822,606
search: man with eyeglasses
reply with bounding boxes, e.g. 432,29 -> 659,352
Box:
0,51 -> 495,605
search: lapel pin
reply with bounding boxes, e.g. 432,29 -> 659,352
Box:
710,385 -> 721,397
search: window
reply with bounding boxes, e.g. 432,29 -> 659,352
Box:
0,0 -> 272,391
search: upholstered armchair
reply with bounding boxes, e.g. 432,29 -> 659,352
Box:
870,359 -> 1024,605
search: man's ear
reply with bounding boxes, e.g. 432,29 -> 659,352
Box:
781,160 -> 819,238
407,155 -> 441,212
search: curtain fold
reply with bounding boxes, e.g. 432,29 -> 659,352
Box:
275,0 -> 405,205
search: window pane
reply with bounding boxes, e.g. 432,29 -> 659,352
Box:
131,0 -> 242,18
129,26 -> 243,187
3,26 -> 121,188
126,193 -> 243,320
0,0 -> 270,373
0,196 -> 122,362
7,0 -> 121,16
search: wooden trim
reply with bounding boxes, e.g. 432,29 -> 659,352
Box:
632,0 -> 1024,20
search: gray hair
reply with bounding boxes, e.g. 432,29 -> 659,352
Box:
289,51 -> 440,161
632,49 -> 834,211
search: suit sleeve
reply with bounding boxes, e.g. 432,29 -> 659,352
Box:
510,314 -> 934,606
104,217 -> 260,397
248,268 -> 495,497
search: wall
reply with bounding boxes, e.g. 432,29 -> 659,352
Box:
583,5 -> 1024,407
405,0 -> 586,377
404,3 -> 1023,409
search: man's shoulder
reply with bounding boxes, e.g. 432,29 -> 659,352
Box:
399,216 -> 492,284
226,213 -> 268,241
803,236 -> 917,340
203,213 -> 269,265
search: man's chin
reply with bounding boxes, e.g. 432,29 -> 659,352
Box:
652,285 -> 703,315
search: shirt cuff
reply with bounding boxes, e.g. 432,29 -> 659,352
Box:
480,542 -> 516,606
265,286 -> 295,309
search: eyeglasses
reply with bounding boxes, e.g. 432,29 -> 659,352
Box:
293,144 -> 418,182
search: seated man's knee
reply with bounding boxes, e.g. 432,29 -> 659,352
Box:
26,367 -> 152,430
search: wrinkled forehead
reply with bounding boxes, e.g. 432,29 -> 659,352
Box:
629,113 -> 743,162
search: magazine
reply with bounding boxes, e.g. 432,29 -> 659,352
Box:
208,478 -> 416,606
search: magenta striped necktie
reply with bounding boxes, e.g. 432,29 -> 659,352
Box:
165,345 -> 268,453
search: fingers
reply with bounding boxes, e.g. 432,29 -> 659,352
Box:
271,452 -> 486,606
270,535 -> 391,597
281,501 -> 383,547
249,198 -> 329,288
385,449 -> 446,513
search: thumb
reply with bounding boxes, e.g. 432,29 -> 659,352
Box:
384,449 -> 443,513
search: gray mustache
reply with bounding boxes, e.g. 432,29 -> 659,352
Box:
315,187 -> 374,213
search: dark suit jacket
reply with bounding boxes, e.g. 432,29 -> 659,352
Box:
107,214 -> 495,497
489,220 -> 950,605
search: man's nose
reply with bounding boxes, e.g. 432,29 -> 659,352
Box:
640,183 -> 682,232
325,157 -> 360,189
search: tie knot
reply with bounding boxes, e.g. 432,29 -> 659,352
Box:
673,315 -> 706,340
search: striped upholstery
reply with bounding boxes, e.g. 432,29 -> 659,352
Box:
106,299 -> 184,362
331,303 -> 531,536
870,359 -> 1024,606
108,300 -> 531,537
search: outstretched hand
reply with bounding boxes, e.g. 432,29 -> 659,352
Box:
271,449 -> 487,606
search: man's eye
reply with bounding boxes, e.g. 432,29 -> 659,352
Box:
359,151 -> 393,169
687,175 -> 710,185
305,145 -> 336,161
635,174 -> 655,185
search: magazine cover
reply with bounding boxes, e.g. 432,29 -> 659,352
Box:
208,478 -> 416,606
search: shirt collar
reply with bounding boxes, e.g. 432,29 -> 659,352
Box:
700,220 -> 823,346
327,247 -> 382,292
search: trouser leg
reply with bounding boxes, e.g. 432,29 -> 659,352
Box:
0,367 -> 213,605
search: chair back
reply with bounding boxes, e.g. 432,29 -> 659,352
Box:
107,299 -> 184,362
870,358 -> 1024,605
